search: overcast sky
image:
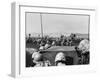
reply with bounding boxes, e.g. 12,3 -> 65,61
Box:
26,13 -> 89,34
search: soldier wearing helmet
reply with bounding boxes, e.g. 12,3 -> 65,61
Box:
55,52 -> 67,66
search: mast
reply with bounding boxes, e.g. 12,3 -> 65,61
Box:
40,13 -> 43,38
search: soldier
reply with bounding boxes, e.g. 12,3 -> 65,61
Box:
32,51 -> 51,67
75,39 -> 89,64
55,52 -> 66,66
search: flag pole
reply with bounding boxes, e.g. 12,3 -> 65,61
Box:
40,13 -> 43,38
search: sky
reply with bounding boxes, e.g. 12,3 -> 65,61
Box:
26,13 -> 89,34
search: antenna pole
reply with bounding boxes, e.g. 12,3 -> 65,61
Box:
40,13 -> 43,38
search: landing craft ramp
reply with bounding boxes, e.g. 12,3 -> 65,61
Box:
43,46 -> 75,51
41,46 -> 79,66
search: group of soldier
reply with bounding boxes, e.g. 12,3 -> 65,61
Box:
26,34 -> 89,67
26,39 -> 89,67
26,33 -> 81,50
31,51 -> 70,67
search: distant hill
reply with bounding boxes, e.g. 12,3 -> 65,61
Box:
26,33 -> 89,39
76,33 -> 89,39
